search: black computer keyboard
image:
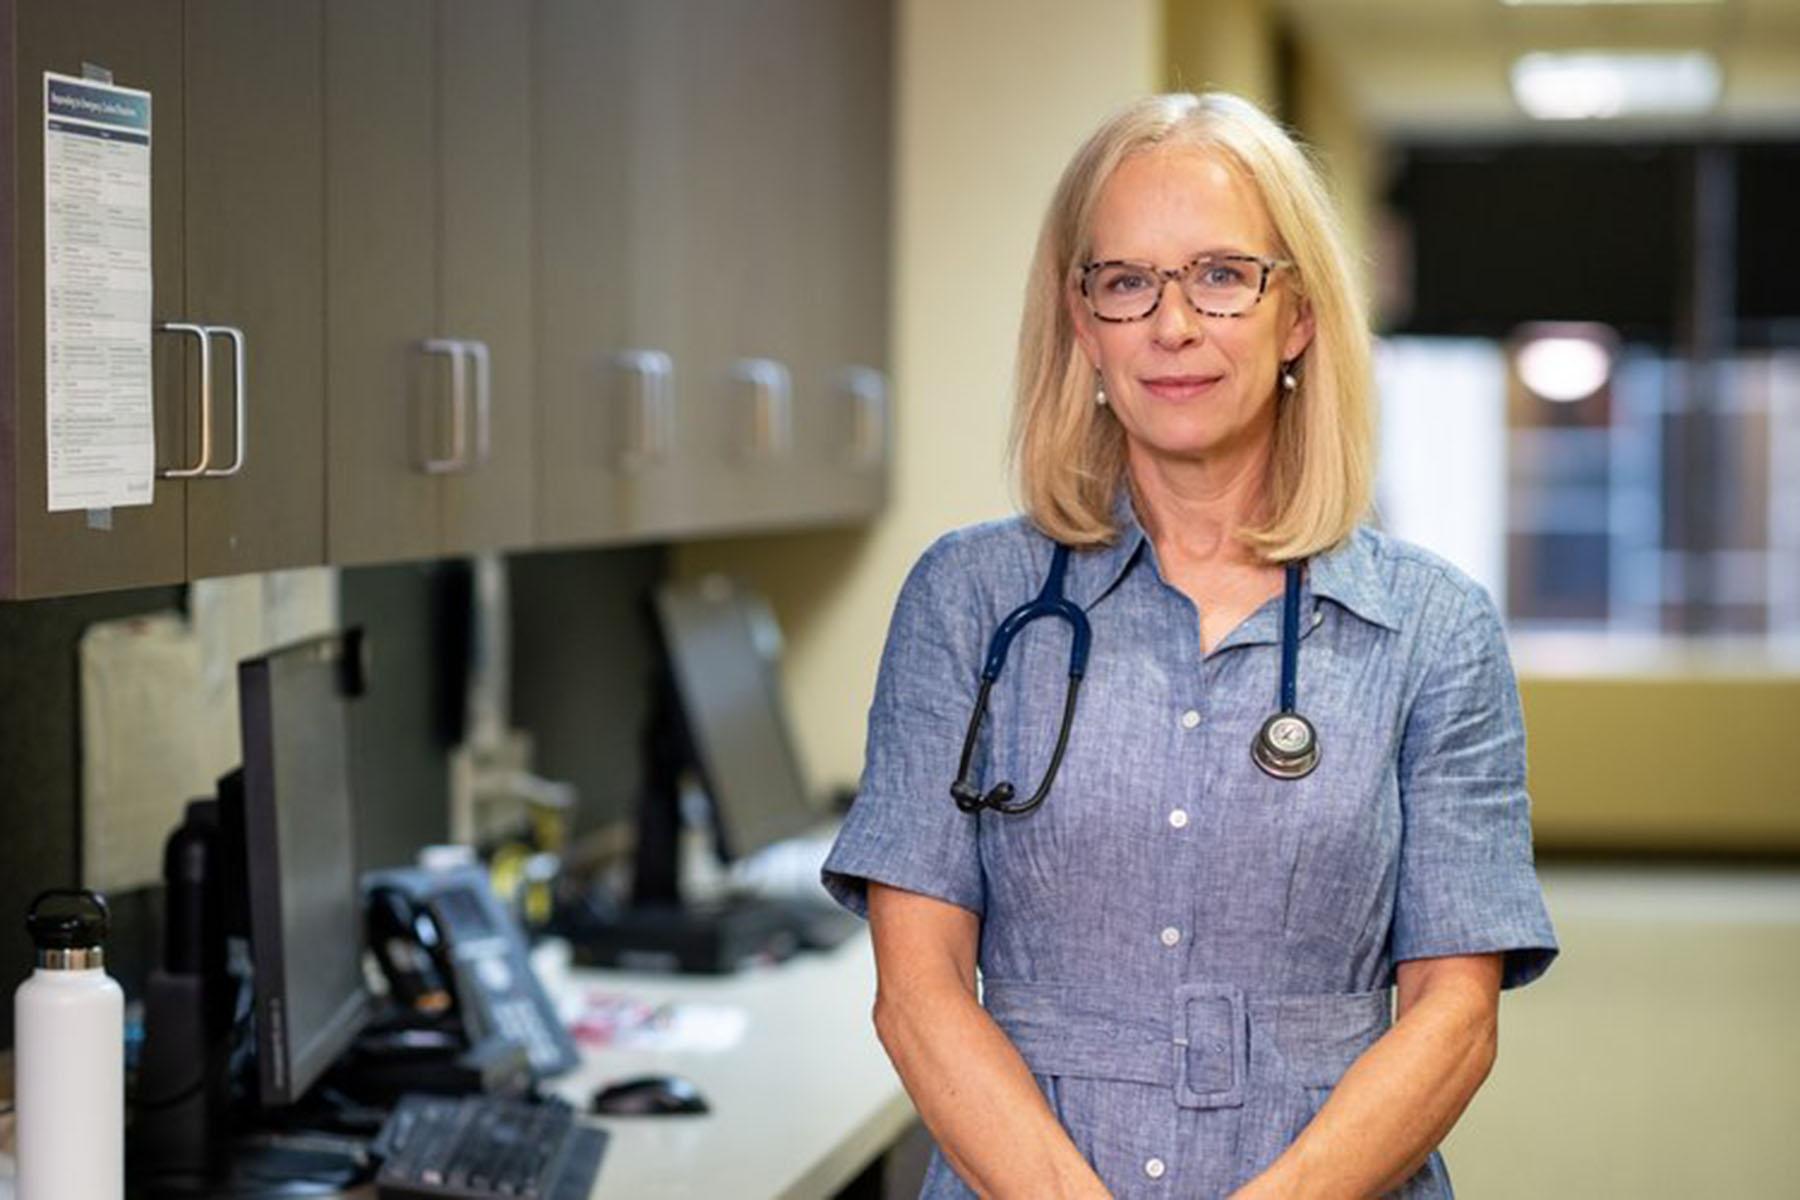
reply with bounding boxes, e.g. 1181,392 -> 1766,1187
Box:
370,1092 -> 607,1200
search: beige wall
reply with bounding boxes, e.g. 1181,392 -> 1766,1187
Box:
675,0 -> 1161,792
1161,0 -> 1379,303
1286,39 -> 1380,307
1162,0 -> 1277,110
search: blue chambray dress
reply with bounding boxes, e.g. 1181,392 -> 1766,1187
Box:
822,500 -> 1559,1198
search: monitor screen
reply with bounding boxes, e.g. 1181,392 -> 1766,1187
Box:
652,576 -> 823,862
235,630 -> 374,1106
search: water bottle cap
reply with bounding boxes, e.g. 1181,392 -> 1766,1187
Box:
26,888 -> 110,952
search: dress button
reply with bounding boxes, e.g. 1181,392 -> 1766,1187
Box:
1159,926 -> 1181,947
1168,808 -> 1189,829
1179,709 -> 1201,730
1144,1157 -> 1167,1180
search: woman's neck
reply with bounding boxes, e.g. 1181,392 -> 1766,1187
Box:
1127,446 -> 1271,570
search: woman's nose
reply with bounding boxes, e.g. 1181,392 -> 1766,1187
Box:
1152,279 -> 1203,347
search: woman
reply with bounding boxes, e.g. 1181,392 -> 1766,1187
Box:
823,92 -> 1557,1198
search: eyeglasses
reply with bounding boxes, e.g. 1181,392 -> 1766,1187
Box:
1077,253 -> 1292,322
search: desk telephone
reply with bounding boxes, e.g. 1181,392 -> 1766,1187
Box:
363,863 -> 580,1079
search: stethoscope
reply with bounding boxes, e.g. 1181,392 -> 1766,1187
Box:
950,544 -> 1318,817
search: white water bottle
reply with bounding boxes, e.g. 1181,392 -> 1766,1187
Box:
14,889 -> 124,1200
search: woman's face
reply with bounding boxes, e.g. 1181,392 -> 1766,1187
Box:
1070,146 -> 1314,477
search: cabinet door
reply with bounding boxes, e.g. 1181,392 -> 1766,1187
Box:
437,0 -> 533,555
183,0 -> 326,579
657,0 -> 813,535
844,0 -> 894,518
615,0 -> 705,539
5,0 -> 186,598
324,0 -> 439,566
533,0 -> 631,548
803,0 -> 893,522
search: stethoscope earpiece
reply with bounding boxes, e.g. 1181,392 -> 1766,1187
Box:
950,781 -> 984,813
952,779 -> 1018,812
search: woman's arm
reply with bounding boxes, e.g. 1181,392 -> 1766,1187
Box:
867,883 -> 1110,1199
1233,952 -> 1503,1199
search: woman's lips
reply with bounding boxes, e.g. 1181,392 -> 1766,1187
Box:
1140,374 -> 1222,400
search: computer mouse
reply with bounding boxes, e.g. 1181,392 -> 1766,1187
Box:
589,1073 -> 711,1117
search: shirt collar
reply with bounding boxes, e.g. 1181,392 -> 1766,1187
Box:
1067,490 -> 1148,610
1306,528 -> 1401,631
1066,492 -> 1399,632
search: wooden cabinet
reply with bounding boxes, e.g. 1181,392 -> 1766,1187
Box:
532,0 -> 632,549
2,0 -> 325,599
4,0 -> 184,598
2,0 -> 890,599
534,0 -> 892,550
183,0 -> 326,580
437,0 -> 536,556
663,0 -> 820,535
325,0 -> 535,566
650,0 -> 892,536
786,0 -> 894,525
323,0 -> 435,566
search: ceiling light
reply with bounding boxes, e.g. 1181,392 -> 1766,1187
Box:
1510,51 -> 1721,120
1516,331 -> 1613,402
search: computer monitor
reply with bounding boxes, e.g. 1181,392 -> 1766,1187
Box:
651,575 -> 824,864
557,580 -> 845,972
134,631 -> 376,1191
229,629 -> 375,1106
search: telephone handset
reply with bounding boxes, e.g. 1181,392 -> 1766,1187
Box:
363,864 -> 580,1079
366,884 -> 456,1019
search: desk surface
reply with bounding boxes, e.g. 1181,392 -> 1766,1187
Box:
542,931 -> 915,1200
0,935 -> 909,1200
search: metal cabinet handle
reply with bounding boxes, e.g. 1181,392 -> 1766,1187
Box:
466,339 -> 492,466
616,349 -> 675,469
841,366 -> 887,469
156,321 -> 214,478
734,357 -> 793,460
420,338 -> 469,474
201,325 -> 247,478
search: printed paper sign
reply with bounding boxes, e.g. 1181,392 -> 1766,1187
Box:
44,72 -> 155,511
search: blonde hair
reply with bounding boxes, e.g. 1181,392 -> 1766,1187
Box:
1011,92 -> 1374,561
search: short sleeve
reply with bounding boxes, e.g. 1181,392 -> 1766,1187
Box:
1392,584 -> 1558,989
822,537 -> 988,919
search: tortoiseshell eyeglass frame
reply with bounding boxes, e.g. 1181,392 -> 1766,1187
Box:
1076,253 -> 1293,322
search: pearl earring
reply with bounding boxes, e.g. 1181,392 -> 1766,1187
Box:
1095,376 -> 1108,407
1280,364 -> 1298,393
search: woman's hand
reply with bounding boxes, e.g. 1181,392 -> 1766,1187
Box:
867,883 -> 1110,1198
1230,953 -> 1503,1198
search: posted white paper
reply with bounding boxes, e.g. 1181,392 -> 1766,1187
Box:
44,71 -> 155,512
79,569 -> 340,893
79,612 -> 211,893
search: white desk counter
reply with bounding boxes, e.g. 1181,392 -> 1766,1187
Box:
541,931 -> 916,1199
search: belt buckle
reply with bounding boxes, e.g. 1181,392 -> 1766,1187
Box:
1172,983 -> 1247,1109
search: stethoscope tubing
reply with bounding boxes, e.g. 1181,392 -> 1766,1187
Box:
1252,561 -> 1320,780
951,544 -> 1089,815
951,543 -> 1318,817
1279,559 -> 1302,714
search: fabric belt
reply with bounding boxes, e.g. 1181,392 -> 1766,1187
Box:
982,979 -> 1391,1109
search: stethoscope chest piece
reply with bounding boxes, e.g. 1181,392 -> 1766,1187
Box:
1252,711 -> 1319,780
